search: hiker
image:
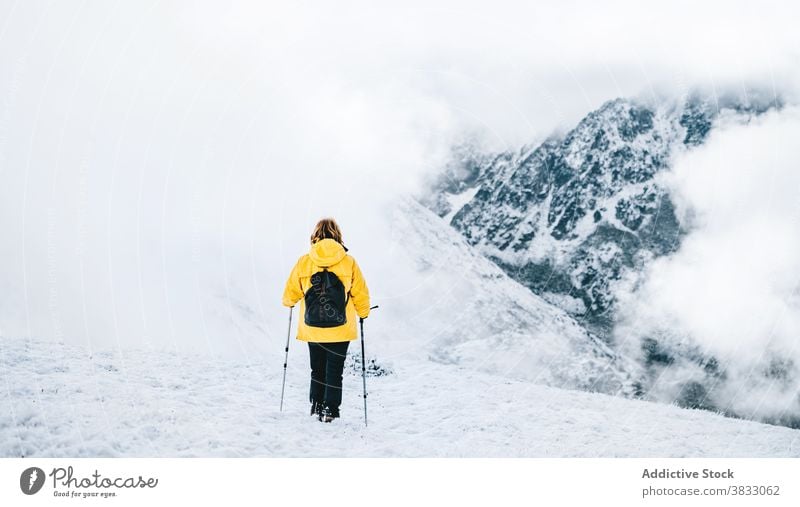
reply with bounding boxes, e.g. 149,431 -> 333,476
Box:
282,218 -> 371,422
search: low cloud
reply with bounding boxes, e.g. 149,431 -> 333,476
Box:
614,107 -> 800,423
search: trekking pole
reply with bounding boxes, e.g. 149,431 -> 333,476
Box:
360,305 -> 379,426
279,306 -> 293,411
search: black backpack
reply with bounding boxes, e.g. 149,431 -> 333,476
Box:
304,268 -> 348,328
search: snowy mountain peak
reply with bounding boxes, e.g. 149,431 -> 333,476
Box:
420,91 -> 789,424
425,93 -> 781,337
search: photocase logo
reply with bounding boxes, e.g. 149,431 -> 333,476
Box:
17,465 -> 159,498
20,467 -> 45,495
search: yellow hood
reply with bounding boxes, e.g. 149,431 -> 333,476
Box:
309,239 -> 347,267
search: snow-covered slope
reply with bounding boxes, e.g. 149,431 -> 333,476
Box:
3,197 -> 799,457
376,197 -> 633,394
2,337 -> 797,457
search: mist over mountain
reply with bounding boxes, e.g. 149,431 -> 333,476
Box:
421,88 -> 799,426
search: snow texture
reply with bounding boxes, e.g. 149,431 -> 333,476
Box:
2,337 -> 797,457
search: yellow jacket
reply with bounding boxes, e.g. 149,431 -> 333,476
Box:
282,239 -> 370,342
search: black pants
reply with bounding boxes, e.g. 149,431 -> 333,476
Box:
308,341 -> 350,416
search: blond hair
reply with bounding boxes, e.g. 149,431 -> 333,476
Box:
310,218 -> 344,246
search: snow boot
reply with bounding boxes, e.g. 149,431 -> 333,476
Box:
318,405 -> 339,423
310,401 -> 323,417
